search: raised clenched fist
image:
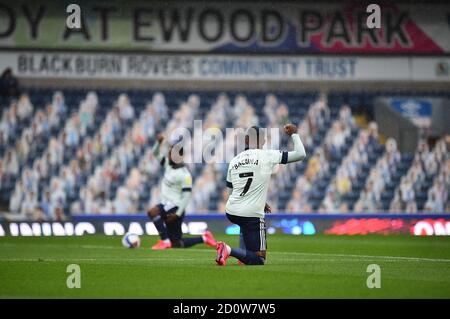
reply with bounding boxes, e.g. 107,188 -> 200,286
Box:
283,124 -> 298,136
156,133 -> 164,143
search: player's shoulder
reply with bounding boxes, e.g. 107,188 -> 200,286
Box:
228,152 -> 243,166
229,149 -> 251,165
180,165 -> 191,175
174,165 -> 191,181
260,148 -> 279,154
258,148 -> 281,159
181,167 -> 193,184
229,149 -> 275,163
247,148 -> 278,155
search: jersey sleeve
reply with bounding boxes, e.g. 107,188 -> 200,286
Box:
181,172 -> 193,192
266,149 -> 287,167
159,156 -> 167,167
226,165 -> 233,189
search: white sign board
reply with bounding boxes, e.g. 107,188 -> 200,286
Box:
0,52 -> 449,81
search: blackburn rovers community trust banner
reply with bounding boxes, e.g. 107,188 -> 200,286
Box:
0,1 -> 449,54
0,51 -> 449,81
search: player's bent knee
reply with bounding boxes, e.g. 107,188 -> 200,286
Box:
246,251 -> 266,265
255,250 -> 266,265
256,250 -> 266,259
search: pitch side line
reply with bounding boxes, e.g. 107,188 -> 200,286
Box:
1,243 -> 450,263
188,249 -> 450,263
269,251 -> 450,263
0,257 -> 199,262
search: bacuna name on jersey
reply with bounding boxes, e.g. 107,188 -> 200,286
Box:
233,158 -> 259,170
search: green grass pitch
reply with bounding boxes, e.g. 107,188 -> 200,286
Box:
1,234 -> 450,298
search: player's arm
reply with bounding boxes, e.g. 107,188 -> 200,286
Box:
165,191 -> 191,223
226,164 -> 233,195
166,174 -> 193,223
281,124 -> 306,163
176,173 -> 193,218
174,190 -> 191,217
152,133 -> 166,165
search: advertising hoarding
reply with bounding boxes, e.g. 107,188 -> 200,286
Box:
1,214 -> 449,236
1,51 -> 449,81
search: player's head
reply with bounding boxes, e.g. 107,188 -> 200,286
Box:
168,135 -> 184,166
245,126 -> 265,150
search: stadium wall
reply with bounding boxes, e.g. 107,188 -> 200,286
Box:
1,1 -> 449,54
375,98 -> 420,153
1,1 -> 450,90
12,77 -> 450,92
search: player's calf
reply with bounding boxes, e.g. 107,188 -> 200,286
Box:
171,236 -> 212,248
217,243 -> 266,266
171,239 -> 184,248
147,205 -> 170,244
229,247 -> 265,265
239,250 -> 265,265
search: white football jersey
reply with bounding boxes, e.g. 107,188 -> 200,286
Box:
225,149 -> 285,218
160,158 -> 193,208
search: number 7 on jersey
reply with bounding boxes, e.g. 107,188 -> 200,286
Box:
239,172 -> 254,196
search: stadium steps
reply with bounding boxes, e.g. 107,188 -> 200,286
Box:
36,97 -> 109,203
347,143 -> 385,210
276,99 -> 332,211
8,88 -> 448,214
384,154 -> 414,210
312,131 -> 358,210
0,94 -> 83,201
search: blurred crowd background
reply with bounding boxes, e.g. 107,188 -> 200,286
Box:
0,84 -> 448,220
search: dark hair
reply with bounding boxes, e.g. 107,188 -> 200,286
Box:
1,68 -> 12,77
245,126 -> 262,150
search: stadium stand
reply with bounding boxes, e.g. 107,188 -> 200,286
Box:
0,89 -> 448,219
